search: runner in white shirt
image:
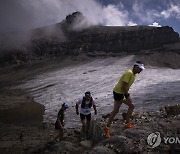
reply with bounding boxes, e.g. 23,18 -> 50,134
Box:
76,91 -> 97,139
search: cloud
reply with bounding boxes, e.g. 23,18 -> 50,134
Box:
101,4 -> 129,26
131,1 -> 163,23
0,0 -> 179,35
0,0 -> 136,32
0,0 -> 134,51
149,22 -> 162,27
127,21 -> 137,26
161,3 -> 180,19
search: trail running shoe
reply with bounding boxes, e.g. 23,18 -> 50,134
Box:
104,126 -> 111,138
125,123 -> 135,129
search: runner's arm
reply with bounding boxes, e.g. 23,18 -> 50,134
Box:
76,104 -> 79,115
76,98 -> 82,115
121,81 -> 129,94
57,117 -> 64,129
93,104 -> 97,115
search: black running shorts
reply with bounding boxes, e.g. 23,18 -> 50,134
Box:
80,113 -> 91,121
113,91 -> 130,101
113,91 -> 124,101
113,91 -> 129,101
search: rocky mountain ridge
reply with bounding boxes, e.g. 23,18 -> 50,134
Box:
0,12 -> 179,65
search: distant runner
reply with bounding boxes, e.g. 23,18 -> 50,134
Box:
76,91 -> 97,139
104,61 -> 145,138
53,103 -> 69,142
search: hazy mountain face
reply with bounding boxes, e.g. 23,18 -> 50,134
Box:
0,0 -> 179,66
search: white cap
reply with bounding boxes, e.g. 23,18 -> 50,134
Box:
134,62 -> 145,70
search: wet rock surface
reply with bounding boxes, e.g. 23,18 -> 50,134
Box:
13,54 -> 180,126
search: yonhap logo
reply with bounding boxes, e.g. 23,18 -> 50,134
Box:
147,132 -> 161,148
147,132 -> 180,148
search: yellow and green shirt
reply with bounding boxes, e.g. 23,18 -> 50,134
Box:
113,69 -> 136,94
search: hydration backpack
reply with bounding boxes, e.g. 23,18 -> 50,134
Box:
81,96 -> 93,108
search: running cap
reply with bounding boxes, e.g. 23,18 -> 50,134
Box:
62,103 -> 69,109
134,61 -> 145,70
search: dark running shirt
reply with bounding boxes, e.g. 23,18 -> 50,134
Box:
57,109 -> 64,124
55,109 -> 64,130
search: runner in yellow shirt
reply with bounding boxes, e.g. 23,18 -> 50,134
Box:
104,61 -> 145,138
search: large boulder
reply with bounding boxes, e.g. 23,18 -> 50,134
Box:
165,104 -> 180,116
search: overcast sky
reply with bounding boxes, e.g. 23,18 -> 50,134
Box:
0,0 -> 179,34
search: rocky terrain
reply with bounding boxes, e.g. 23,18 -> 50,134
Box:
0,103 -> 179,154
